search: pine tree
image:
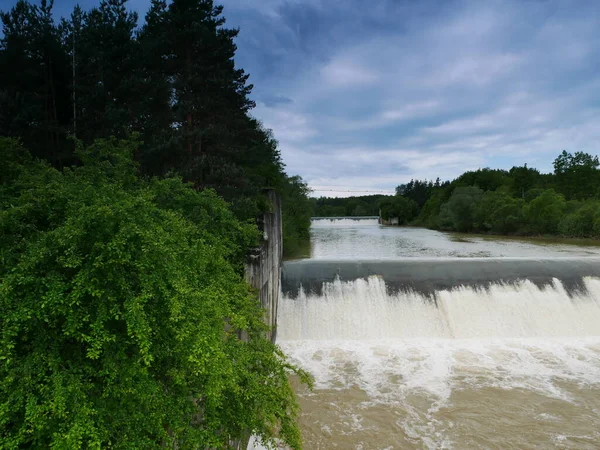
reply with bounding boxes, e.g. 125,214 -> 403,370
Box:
0,0 -> 71,166
72,0 -> 139,142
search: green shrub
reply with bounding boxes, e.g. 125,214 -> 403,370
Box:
0,137 -> 311,449
523,189 -> 566,234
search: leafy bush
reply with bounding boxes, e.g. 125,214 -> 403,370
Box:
558,201 -> 600,238
379,195 -> 418,224
0,137 -> 311,449
439,186 -> 484,232
473,191 -> 525,234
523,189 -> 566,234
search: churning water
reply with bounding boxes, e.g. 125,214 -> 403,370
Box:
276,219 -> 600,449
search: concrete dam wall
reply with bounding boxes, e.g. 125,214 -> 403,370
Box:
245,190 -> 282,342
279,258 -> 600,341
282,258 -> 600,298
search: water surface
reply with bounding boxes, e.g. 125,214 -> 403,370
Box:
309,218 -> 600,259
277,218 -> 600,450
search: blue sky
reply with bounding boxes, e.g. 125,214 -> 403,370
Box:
3,0 -> 600,197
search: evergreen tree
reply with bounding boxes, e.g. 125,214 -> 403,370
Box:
0,0 -> 71,165
70,0 -> 140,143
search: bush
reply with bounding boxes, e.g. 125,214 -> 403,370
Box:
379,195 -> 418,224
438,186 -> 484,232
0,137 -> 311,449
523,189 -> 566,234
558,201 -> 600,238
473,191 -> 525,234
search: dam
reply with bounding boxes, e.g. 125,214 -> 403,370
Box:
276,218 -> 600,449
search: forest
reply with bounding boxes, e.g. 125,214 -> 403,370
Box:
314,151 -> 600,239
0,0 -> 312,255
0,0 -> 312,448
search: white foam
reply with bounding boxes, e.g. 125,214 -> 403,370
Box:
311,217 -> 380,227
281,338 -> 600,406
278,277 -> 600,340
276,273 -> 600,449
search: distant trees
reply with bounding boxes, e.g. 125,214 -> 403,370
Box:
438,186 -> 484,232
282,176 -> 313,256
553,150 -> 600,200
311,195 -> 385,217
473,190 -> 525,234
312,150 -> 600,240
379,195 -> 418,224
522,189 -> 566,234
419,152 -> 600,238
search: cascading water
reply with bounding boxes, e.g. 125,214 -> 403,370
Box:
275,218 -> 600,450
279,276 -> 600,340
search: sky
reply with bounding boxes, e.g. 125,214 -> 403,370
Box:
3,0 -> 600,197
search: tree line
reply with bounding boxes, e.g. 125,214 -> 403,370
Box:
0,0 -> 312,256
314,151 -> 600,239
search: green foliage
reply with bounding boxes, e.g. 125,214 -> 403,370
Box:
379,195 -> 418,224
396,179 -> 438,209
0,0 -> 312,255
439,186 -> 484,232
312,194 -> 386,218
0,138 -> 311,449
473,190 -> 525,233
453,168 -> 509,192
523,189 -> 566,234
558,201 -> 600,238
509,164 -> 541,199
553,150 -> 600,200
413,190 -> 445,229
0,0 -> 72,165
281,176 -> 313,258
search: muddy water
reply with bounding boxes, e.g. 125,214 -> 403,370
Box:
277,219 -> 600,450
309,218 -> 600,259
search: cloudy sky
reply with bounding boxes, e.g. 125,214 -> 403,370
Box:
5,0 -> 600,197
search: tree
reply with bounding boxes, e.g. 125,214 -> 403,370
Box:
473,190 -> 525,233
553,150 -> 600,200
509,164 -> 540,199
414,190 -> 445,229
69,0 -> 140,143
281,175 -> 313,257
0,0 -> 72,165
0,137 -> 311,449
523,189 -> 566,234
0,0 -> 313,254
439,186 -> 484,232
396,179 -> 433,209
453,168 -> 509,192
379,195 -> 418,224
558,200 -> 600,238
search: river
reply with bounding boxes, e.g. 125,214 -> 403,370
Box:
273,218 -> 600,449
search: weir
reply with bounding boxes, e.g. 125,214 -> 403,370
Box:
279,258 -> 600,340
276,219 -> 600,449
282,258 -> 600,298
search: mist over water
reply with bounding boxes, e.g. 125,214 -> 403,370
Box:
277,219 -> 600,449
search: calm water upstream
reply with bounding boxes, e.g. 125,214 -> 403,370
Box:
272,218 -> 600,450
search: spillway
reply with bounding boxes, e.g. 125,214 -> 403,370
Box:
275,221 -> 600,449
279,259 -> 600,340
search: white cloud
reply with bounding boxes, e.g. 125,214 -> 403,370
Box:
221,0 -> 600,196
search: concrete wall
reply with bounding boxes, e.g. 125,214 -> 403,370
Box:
379,217 -> 399,225
244,190 -> 282,342
229,191 -> 282,450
